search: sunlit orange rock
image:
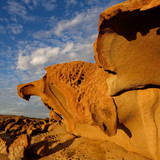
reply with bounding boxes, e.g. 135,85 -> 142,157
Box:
17,0 -> 160,159
8,134 -> 30,160
93,0 -> 160,159
17,61 -> 117,137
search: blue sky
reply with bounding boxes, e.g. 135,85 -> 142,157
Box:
0,0 -> 124,118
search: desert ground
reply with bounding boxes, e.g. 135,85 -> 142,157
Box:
0,114 -> 150,160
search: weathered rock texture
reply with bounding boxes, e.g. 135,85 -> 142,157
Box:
16,0 -> 160,160
17,61 -> 160,160
0,138 -> 7,154
93,0 -> 160,159
94,0 -> 160,96
0,115 -> 150,160
17,61 -> 117,137
8,134 -> 29,160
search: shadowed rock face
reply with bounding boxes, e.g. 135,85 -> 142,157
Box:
17,61 -> 117,137
94,0 -> 160,96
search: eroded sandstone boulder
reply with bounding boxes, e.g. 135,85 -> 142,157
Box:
93,0 -> 160,159
94,0 -> 160,96
17,60 -> 160,159
17,62 -> 117,137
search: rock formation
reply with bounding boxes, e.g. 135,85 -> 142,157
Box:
16,0 -> 160,160
0,115 -> 150,160
17,62 -> 117,137
94,0 -> 160,96
93,0 -> 160,159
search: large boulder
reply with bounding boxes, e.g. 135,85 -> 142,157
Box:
94,0 -> 160,96
17,61 -> 117,137
93,0 -> 160,159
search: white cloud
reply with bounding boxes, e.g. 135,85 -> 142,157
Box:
17,33 -> 96,72
17,52 -> 30,70
23,0 -> 30,5
17,47 -> 60,70
61,42 -> 74,54
30,47 -> 60,65
0,87 -> 50,118
33,5 -> 105,39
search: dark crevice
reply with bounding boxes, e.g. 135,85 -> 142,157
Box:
113,84 -> 160,97
112,98 -> 132,138
104,70 -> 117,75
102,122 -> 107,132
157,28 -> 160,35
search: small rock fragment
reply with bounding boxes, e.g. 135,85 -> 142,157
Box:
0,138 -> 8,154
27,125 -> 41,136
5,122 -> 15,133
40,123 -> 50,132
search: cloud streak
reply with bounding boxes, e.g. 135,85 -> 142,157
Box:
54,14 -> 84,36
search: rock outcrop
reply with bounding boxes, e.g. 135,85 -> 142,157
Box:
17,62 -> 117,137
0,115 -> 150,160
16,0 -> 160,160
94,0 -> 160,96
93,0 -> 160,159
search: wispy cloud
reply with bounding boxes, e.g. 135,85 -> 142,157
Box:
0,25 -> 6,34
22,0 -> 56,11
7,23 -> 23,34
41,0 -> 57,11
54,14 -> 84,36
65,0 -> 77,6
33,5 -> 103,39
7,1 -> 27,18
4,0 -> 35,21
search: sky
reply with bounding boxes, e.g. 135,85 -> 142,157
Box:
0,0 -> 125,118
